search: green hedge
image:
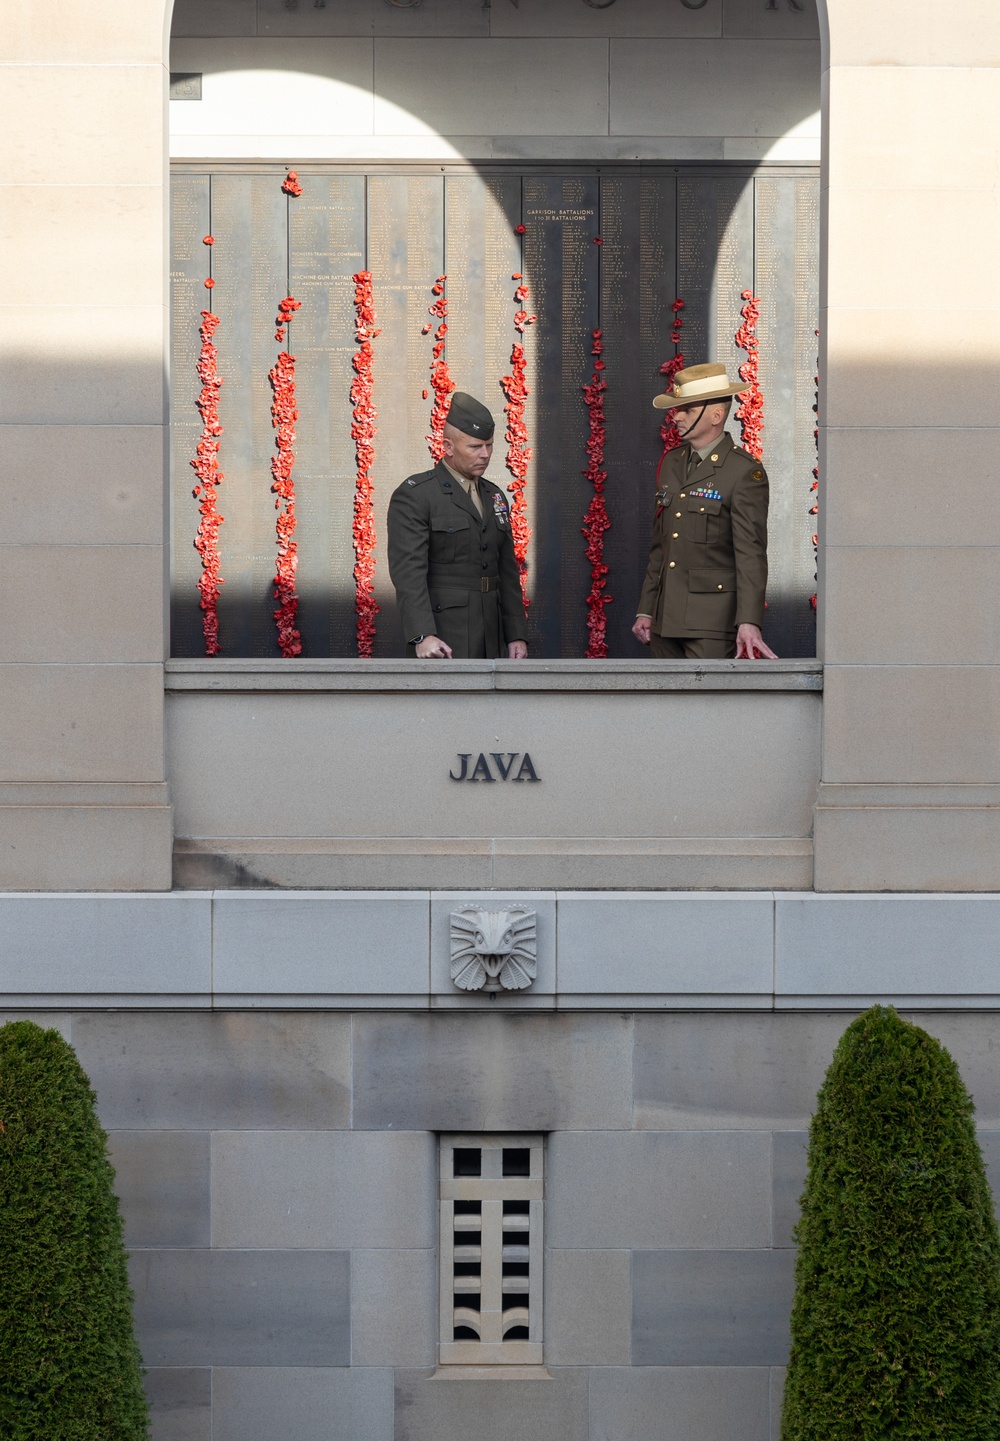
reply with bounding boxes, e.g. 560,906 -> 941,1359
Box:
0,1020 -> 148,1439
781,1005 -> 1000,1439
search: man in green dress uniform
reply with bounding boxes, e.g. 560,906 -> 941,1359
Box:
633,362 -> 778,661
387,392 -> 529,659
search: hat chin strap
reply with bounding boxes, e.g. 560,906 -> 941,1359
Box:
677,402 -> 708,440
656,402 -> 708,486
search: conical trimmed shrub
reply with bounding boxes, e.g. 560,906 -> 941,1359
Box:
0,1020 -> 148,1439
781,1005 -> 1000,1440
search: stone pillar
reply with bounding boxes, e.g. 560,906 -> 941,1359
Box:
814,0 -> 1000,889
0,0 -> 172,888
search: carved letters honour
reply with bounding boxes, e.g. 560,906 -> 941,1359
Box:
450,907 -> 538,994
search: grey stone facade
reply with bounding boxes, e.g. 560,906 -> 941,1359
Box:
8,1008 -> 998,1441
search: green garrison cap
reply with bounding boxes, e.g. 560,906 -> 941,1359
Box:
446,391 -> 495,440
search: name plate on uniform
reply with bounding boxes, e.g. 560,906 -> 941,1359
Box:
449,753 -> 541,784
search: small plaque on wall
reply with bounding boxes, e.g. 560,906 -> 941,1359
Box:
169,73 -> 202,101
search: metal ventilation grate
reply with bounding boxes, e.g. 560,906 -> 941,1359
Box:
439,1134 -> 544,1366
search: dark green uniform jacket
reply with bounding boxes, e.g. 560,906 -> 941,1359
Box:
637,432 -> 769,639
387,462 -> 529,658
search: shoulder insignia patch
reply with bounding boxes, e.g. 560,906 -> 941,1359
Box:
751,468 -> 765,482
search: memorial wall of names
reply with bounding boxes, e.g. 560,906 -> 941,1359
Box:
171,163 -> 819,659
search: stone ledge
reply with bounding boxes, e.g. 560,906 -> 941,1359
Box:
0,889 -> 997,1011
172,837 -> 814,892
164,658 -> 822,693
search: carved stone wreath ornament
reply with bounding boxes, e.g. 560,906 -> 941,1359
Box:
450,907 -> 538,993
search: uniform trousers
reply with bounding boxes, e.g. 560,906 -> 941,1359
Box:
650,633 -> 736,660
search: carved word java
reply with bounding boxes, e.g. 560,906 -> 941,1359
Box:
449,752 -> 541,783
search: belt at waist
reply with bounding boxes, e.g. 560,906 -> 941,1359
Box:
428,573 -> 499,593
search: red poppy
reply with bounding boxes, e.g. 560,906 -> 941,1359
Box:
203,235 -> 214,246
204,277 -> 215,289
734,292 -> 763,461
515,224 -> 526,235
581,334 -> 611,657
500,277 -> 537,608
593,236 -> 603,245
351,270 -> 381,656
189,309 -> 225,655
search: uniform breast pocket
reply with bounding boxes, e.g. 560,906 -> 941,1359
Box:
686,497 -> 723,545
430,515 -> 472,564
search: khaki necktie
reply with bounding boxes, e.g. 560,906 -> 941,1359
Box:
466,479 -> 483,517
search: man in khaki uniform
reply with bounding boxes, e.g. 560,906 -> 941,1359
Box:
633,363 -> 777,661
387,392 -> 529,659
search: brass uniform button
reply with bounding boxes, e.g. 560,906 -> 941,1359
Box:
679,492 -> 686,499
717,583 -> 723,590
699,506 -> 705,512
675,511 -> 682,518
710,453 -> 719,462
672,532 -> 679,539
668,561 -> 676,568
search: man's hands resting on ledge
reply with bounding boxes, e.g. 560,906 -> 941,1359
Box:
631,616 -> 777,660
416,635 -> 527,660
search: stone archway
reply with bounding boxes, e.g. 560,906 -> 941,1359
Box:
163,1 -> 824,658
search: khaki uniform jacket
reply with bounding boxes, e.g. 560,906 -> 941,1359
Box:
387,461 -> 529,658
637,432 -> 769,639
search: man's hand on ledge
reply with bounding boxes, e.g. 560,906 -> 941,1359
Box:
736,623 -> 778,660
507,641 -> 528,660
632,615 -> 652,645
416,635 -> 453,659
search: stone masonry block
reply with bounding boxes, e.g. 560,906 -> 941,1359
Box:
74,1012 -> 351,1129
634,1013 -> 848,1129
351,1012 -> 632,1131
556,893 -> 774,999
211,1130 -> 435,1249
211,891 -> 430,1000
770,1368 -> 787,1441
212,1367 -> 394,1441
976,1132 -> 1000,1216
144,1369 -> 211,1441
588,1366 -> 770,1441
394,1367 -> 588,1441
0,894 -> 209,1000
771,1132 -> 808,1248
632,1250 -> 795,1366
107,1131 -> 210,1248
129,1249 -> 349,1367
545,1250 -> 631,1365
374,38 -> 608,137
549,1130 -> 770,1249
777,895 -> 1000,999
430,892 -> 555,1008
351,1249 -> 437,1368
